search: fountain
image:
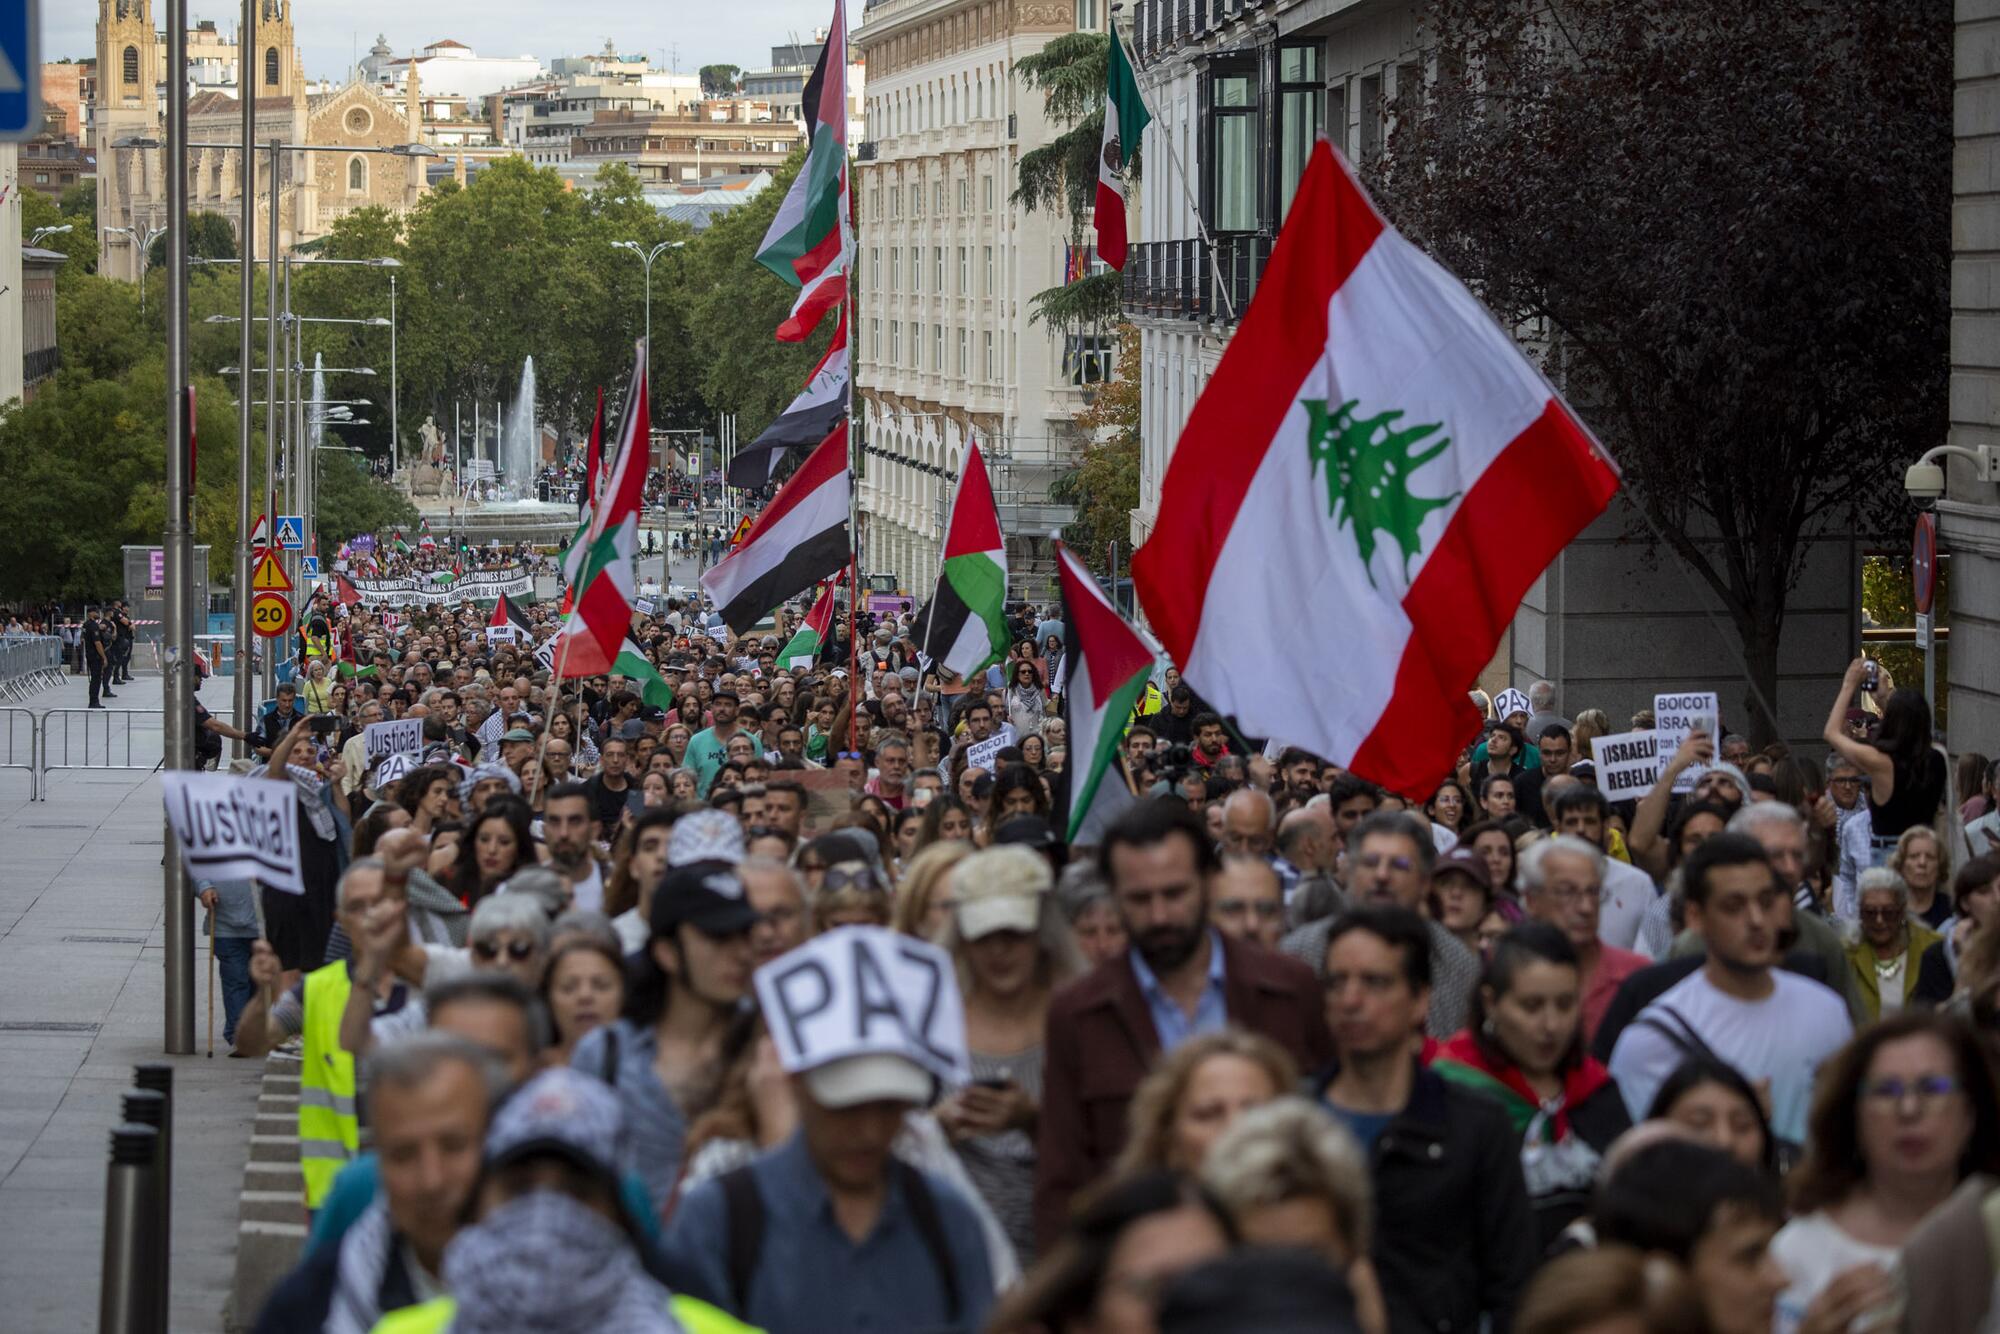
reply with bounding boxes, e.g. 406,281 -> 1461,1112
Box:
501,356 -> 538,499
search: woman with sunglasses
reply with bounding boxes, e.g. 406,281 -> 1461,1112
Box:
1846,868 -> 1943,1021
464,893 -> 551,989
811,860 -> 894,932
1770,1012 -> 2000,1333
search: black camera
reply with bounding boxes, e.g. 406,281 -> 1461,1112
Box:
309,715 -> 340,737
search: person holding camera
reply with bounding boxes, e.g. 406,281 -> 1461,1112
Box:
1823,656 -> 1947,867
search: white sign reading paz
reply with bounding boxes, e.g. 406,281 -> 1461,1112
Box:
754,926 -> 969,1084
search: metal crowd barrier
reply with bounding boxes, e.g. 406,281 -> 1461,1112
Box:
0,706 -> 36,799
0,634 -> 66,702
42,708 -> 164,784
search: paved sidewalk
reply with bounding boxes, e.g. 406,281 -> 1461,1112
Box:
0,668 -> 266,1332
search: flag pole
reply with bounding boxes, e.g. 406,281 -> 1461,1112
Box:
910,437 -> 960,718
1111,16 -> 1237,320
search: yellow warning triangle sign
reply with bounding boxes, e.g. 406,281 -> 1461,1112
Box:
252,551 -> 293,592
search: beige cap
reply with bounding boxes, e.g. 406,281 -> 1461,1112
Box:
950,844 -> 1050,940
803,1052 -> 934,1109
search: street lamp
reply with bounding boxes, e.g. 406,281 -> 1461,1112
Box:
102,224 -> 168,313
611,238 -> 686,362
27,224 -> 72,247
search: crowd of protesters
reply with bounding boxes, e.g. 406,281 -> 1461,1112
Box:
204,563 -> 2000,1334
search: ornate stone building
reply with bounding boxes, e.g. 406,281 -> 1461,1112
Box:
94,0 -> 432,281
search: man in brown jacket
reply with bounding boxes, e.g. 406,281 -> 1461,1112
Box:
1033,798 -> 1332,1251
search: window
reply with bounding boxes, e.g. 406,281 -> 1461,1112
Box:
1066,334 -> 1115,385
1076,0 -> 1100,29
890,321 -> 901,363
958,179 -> 969,211
934,324 -> 944,371
1278,44 -> 1322,219
984,331 -> 995,380
871,319 -> 881,361
983,176 -> 994,209
984,245 -> 994,295
912,183 -> 922,216
123,45 -> 140,84
934,247 -> 945,290
958,328 -> 969,375
1208,65 -> 1260,233
1358,72 -> 1383,158
933,182 -> 945,212
1328,84 -> 1348,160
912,246 -> 920,293
347,156 -> 366,193
870,247 -> 880,286
958,246 -> 969,293
265,46 -> 280,87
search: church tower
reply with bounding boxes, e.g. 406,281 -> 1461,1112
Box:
94,0 -> 162,282
252,0 -> 300,103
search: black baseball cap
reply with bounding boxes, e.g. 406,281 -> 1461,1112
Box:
650,860 -> 761,937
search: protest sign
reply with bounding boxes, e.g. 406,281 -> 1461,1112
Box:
1492,687 -> 1531,721
364,717 -> 424,762
1654,691 -> 1719,794
635,597 -> 657,616
485,626 -> 517,646
755,927 -> 968,1084
965,734 -> 1009,774
373,751 -> 418,789
1590,730 -> 1663,802
161,771 -> 305,895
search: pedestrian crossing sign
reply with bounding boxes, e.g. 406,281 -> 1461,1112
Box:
301,556 -> 320,579
276,516 -> 306,551
251,551 -> 292,593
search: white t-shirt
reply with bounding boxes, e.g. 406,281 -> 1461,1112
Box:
1596,858 -> 1658,952
1769,1211 -> 1898,1334
1607,967 -> 1851,1144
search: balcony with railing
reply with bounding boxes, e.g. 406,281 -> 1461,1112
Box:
1120,232 -> 1275,326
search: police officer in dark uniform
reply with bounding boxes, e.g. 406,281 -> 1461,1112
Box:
111,600 -> 135,684
82,608 -> 113,707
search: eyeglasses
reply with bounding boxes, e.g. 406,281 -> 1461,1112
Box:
1858,907 -> 1904,923
836,751 -> 866,761
1357,853 -> 1415,872
822,863 -> 887,894
472,938 -> 537,962
1860,1074 -> 1962,1111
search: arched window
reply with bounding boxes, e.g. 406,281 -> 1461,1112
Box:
347,156 -> 365,193
265,47 -> 280,87
122,46 -> 139,85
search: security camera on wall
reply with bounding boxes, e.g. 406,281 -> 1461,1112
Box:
1903,461 -> 1946,507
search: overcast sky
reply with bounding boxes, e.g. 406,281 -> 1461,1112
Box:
47,2 -> 844,81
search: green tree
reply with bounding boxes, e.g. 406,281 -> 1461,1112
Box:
22,188 -> 98,272
1372,0 -> 1950,742
1013,32 -> 1123,330
312,450 -> 416,552
59,179 -> 95,222
700,64 -> 742,96
149,211 -> 237,267
1053,324 -> 1141,576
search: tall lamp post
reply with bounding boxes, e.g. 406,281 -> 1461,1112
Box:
611,239 -> 685,368
101,224 -> 168,313
162,0 -> 195,1057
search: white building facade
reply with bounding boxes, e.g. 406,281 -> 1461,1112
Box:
851,0 -> 1105,601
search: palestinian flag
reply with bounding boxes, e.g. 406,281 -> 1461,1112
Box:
756,0 -> 849,295
488,594 -> 532,641
417,517 -> 436,551
612,636 -> 675,710
731,310 -> 848,489
700,423 -> 851,634
335,627 -> 377,680
1054,542 -> 1148,845
778,577 -> 840,669
1130,142 -> 1620,798
391,531 -> 411,555
551,342 -> 650,676
916,440 -> 1008,681
1093,29 -> 1150,272
332,572 -> 363,607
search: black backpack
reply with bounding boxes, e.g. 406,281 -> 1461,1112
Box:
716,1160 -> 963,1324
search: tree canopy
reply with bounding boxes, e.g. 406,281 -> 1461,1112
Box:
1012,32 -> 1124,331
1370,0 -> 1951,739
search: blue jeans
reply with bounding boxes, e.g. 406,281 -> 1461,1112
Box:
214,936 -> 255,1045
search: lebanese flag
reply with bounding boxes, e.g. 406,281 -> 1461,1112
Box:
1131,143 -> 1619,798
916,440 -> 1008,682
1054,542 -> 1148,845
1092,29 -> 1150,272
776,267 -> 845,344
552,343 -> 649,676
701,424 -> 851,634
417,516 -> 436,551
778,576 -> 840,669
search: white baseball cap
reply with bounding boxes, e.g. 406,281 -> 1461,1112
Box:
803,1051 -> 934,1109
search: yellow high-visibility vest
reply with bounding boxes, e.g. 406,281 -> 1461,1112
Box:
300,962 -> 360,1209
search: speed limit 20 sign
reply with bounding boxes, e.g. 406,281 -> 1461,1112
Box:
250,592 -> 294,639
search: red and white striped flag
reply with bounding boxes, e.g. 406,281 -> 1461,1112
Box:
552,344 -> 649,676
1132,142 -> 1619,797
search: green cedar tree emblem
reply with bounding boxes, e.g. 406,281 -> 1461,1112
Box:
1304,398 -> 1460,588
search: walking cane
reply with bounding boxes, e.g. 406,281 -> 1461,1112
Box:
205,908 -> 217,1058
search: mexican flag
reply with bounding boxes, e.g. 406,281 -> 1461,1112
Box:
1054,542 -> 1148,845
612,636 -> 675,710
916,439 -> 1008,681
1131,142 -> 1620,797
551,343 -> 649,676
756,0 -> 849,337
1093,29 -> 1150,272
779,577 -> 840,669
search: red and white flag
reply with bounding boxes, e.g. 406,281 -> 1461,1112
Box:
1132,142 -> 1619,797
552,343 -> 649,676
